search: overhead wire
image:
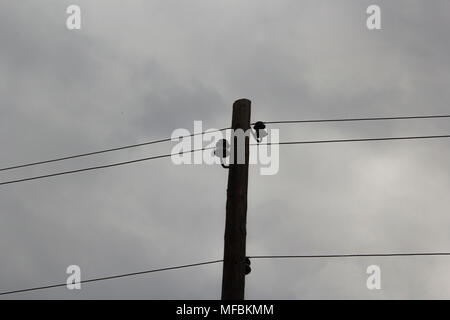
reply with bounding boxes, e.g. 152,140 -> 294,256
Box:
3,251 -> 450,296
0,127 -> 229,172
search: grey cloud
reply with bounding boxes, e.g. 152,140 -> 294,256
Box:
1,0 -> 450,299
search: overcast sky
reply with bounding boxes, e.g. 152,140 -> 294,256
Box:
1,0 -> 450,299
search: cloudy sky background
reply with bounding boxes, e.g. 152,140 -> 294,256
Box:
1,0 -> 450,299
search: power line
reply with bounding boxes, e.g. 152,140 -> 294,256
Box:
1,134 -> 450,187
255,134 -> 450,146
249,252 -> 450,259
0,146 -> 214,187
0,128 -> 229,172
0,259 -> 223,296
2,114 -> 449,174
2,251 -> 450,296
258,114 -> 450,125
3,114 -> 450,173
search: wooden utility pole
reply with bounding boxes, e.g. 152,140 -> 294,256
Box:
221,99 -> 251,300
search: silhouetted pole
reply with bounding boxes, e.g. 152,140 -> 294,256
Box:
221,99 -> 251,300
